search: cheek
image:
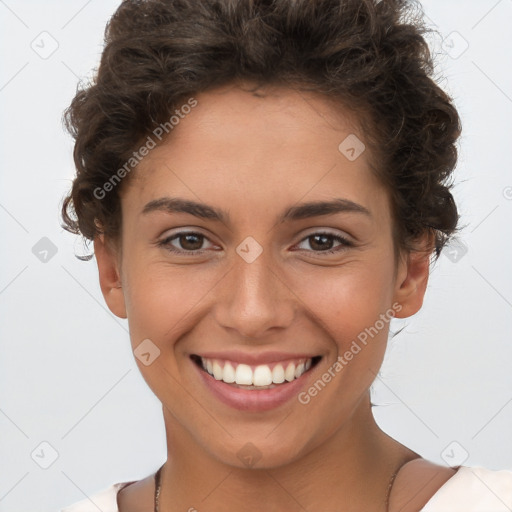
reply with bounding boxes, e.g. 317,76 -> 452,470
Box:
123,262 -> 220,346
121,265 -> 217,402
291,260 -> 395,345
288,261 -> 396,421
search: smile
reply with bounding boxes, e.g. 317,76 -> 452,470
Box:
190,353 -> 322,411
191,355 -> 321,388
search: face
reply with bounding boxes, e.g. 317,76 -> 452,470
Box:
95,82 -> 430,469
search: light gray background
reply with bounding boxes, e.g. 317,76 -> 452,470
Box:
0,1 -> 511,511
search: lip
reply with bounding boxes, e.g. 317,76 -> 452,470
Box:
191,354 -> 322,412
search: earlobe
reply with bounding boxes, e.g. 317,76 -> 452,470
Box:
393,235 -> 434,318
93,235 -> 127,319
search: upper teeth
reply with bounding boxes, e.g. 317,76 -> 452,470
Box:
200,357 -> 313,386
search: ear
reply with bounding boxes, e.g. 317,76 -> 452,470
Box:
93,234 -> 127,319
392,233 -> 434,318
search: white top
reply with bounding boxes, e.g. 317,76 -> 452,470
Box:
60,465 -> 512,512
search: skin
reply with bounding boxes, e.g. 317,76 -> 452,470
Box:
94,82 -> 456,511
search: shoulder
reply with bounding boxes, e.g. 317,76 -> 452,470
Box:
389,459 -> 512,512
116,473 -> 156,512
388,458 -> 459,512
421,465 -> 512,511
60,481 -> 136,512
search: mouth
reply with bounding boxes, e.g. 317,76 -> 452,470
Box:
190,354 -> 322,390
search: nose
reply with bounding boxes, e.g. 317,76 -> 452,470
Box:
213,248 -> 296,339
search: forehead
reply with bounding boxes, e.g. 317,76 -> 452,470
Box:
124,82 -> 388,222
173,82 -> 364,148
199,82 -> 352,121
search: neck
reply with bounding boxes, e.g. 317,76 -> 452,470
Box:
158,394 -> 417,512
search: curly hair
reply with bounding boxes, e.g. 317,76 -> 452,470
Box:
61,0 -> 461,260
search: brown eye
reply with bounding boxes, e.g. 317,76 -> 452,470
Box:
296,232 -> 353,255
158,231 -> 214,254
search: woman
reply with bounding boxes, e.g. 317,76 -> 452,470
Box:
60,0 -> 512,510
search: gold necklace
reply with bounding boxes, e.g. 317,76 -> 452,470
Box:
153,463 -> 401,512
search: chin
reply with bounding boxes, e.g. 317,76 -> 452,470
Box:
204,429 -> 314,470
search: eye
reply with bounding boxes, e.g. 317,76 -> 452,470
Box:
294,231 -> 353,255
158,231 -> 216,255
157,230 -> 353,256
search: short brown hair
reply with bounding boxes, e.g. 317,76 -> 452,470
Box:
61,0 -> 461,259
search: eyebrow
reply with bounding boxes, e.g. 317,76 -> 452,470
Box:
141,197 -> 371,224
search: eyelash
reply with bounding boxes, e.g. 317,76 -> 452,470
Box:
157,231 -> 353,256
